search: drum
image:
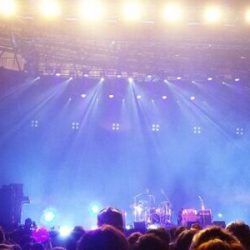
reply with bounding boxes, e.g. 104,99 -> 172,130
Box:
159,201 -> 172,224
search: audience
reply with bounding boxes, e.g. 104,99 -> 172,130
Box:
134,233 -> 168,250
78,225 -> 128,250
1,209 -> 250,250
226,221 -> 250,250
190,227 -> 244,250
97,207 -> 125,232
175,229 -> 198,250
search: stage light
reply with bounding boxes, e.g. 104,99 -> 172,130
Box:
78,0 -> 106,22
193,126 -> 202,134
163,3 -> 184,23
91,205 -> 100,214
81,93 -> 87,98
112,123 -> 120,131
44,210 -> 56,222
72,122 -> 80,130
236,128 -> 244,136
121,1 -> 144,22
190,96 -> 196,101
0,0 -> 17,17
128,77 -> 134,83
204,6 -> 222,23
39,0 -> 61,18
234,78 -> 240,82
59,226 -> 73,237
147,224 -> 160,230
162,95 -> 167,100
245,9 -> 250,23
208,77 -> 213,81
31,120 -> 39,128
136,95 -> 142,99
126,225 -> 132,230
108,94 -> 114,99
217,213 -> 223,218
152,124 -> 160,132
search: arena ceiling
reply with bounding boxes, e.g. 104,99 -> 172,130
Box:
0,1 -> 250,78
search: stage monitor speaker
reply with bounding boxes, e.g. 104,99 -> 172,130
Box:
134,221 -> 146,233
212,221 -> 226,228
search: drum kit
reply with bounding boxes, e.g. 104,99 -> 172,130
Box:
132,193 -> 212,226
132,192 -> 172,225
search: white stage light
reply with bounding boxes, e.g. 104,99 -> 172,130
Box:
152,124 -> 160,132
72,122 -> 80,130
44,211 -> 56,222
128,77 -> 134,83
163,3 -> 184,23
112,123 -> 120,131
204,6 -> 222,23
193,126 -> 202,134
59,226 -> 73,237
39,0 -> 61,18
236,128 -> 244,136
122,2 -> 144,22
245,9 -> 250,23
78,0 -> 106,22
0,0 -> 17,17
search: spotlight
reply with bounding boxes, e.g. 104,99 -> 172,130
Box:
234,78 -> 240,82
147,224 -> 160,230
126,225 -> 132,230
193,126 -> 202,134
152,124 -> 160,132
204,6 -> 222,23
208,77 -> 213,81
0,0 -> 17,17
39,0 -> 61,18
112,123 -> 120,131
59,226 -> 73,238
245,9 -> 250,23
81,93 -> 87,98
217,213 -> 223,218
128,77 -> 134,83
163,3 -> 184,23
162,95 -> 167,100
31,120 -> 39,128
108,94 -> 114,99
121,1 -> 144,22
72,122 -> 80,130
136,95 -> 142,99
190,96 -> 196,101
91,204 -> 100,214
236,128 -> 244,136
43,210 -> 56,222
78,0 -> 106,22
